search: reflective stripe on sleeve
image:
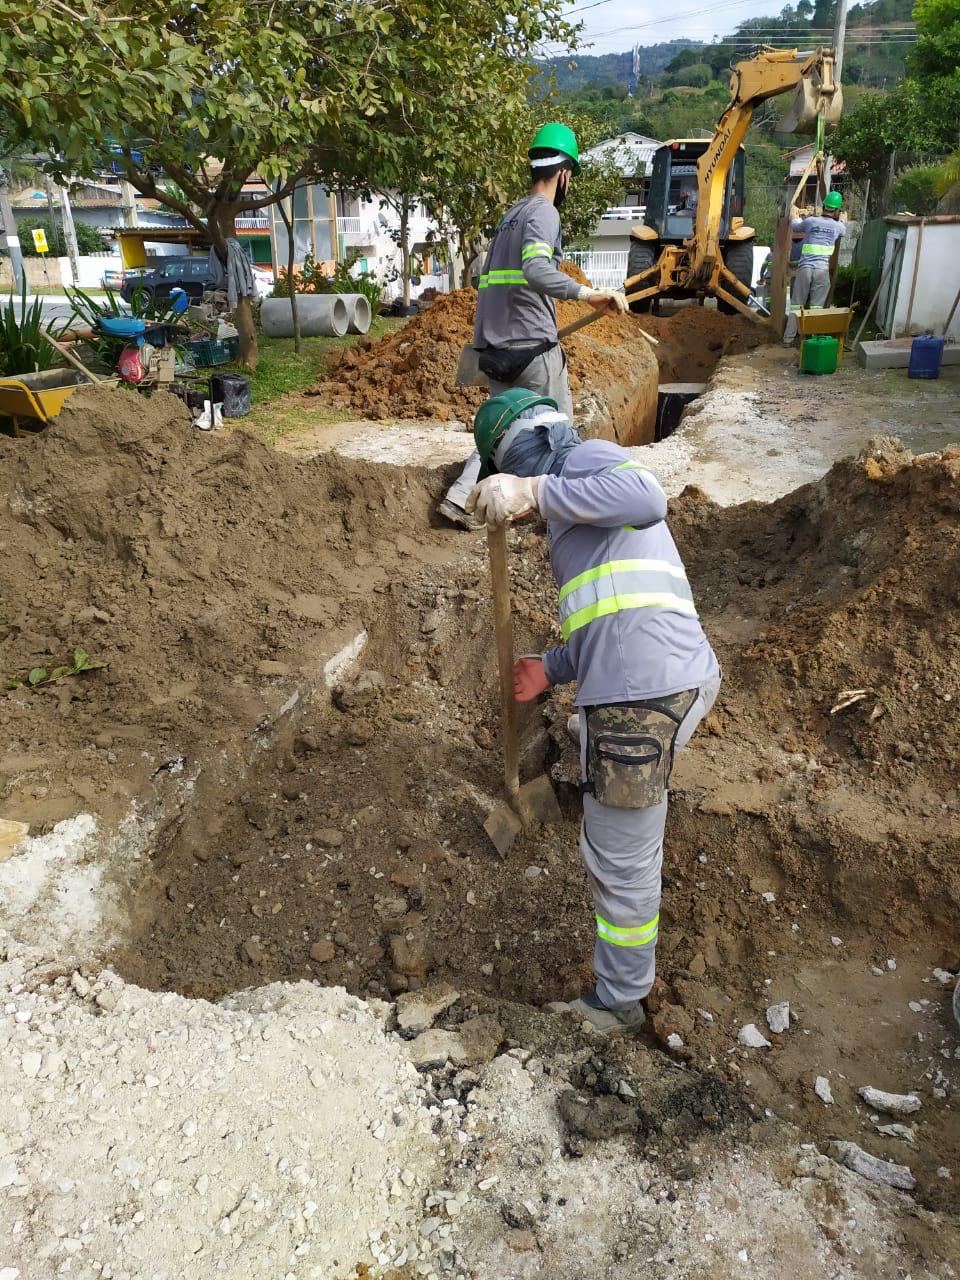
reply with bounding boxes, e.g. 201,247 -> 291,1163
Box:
596,912 -> 659,947
521,241 -> 554,262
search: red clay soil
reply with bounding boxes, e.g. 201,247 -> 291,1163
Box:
310,264 -> 770,436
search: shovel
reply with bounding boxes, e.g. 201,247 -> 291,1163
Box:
483,522 -> 561,857
456,293 -> 658,387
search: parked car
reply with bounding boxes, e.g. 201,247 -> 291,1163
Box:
120,257 -> 211,305
120,257 -> 275,305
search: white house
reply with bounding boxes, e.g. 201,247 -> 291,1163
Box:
568,132 -> 662,288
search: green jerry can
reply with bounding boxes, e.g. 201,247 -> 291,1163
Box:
800,334 -> 839,375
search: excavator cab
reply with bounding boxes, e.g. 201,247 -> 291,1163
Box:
643,140 -> 745,242
628,139 -> 754,313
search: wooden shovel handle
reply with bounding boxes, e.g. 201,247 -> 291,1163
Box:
487,523 -> 520,800
40,328 -> 101,383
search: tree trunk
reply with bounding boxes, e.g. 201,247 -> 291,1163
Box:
400,195 -> 411,308
276,193 -> 301,355
217,211 -> 258,370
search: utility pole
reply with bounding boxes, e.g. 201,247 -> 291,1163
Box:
57,182 -> 81,285
0,168 -> 25,293
824,0 -> 848,196
120,180 -> 139,229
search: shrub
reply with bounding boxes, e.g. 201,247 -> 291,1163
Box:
891,165 -> 945,216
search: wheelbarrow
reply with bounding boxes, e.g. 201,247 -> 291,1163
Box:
0,330 -> 108,436
0,368 -> 90,437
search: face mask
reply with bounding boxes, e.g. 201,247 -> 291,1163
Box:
553,173 -> 569,209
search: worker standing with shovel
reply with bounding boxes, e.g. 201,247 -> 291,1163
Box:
439,123 -> 628,528
466,414 -> 720,1034
783,190 -> 846,345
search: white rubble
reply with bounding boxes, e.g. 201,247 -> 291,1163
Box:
738,1023 -> 772,1049
831,1141 -> 916,1192
0,936 -> 437,1280
814,1076 -> 834,1105
765,1002 -> 790,1034
858,1086 -> 922,1116
396,981 -> 460,1033
877,1124 -> 916,1143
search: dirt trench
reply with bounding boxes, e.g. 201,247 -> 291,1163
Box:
3,389 -> 959,1220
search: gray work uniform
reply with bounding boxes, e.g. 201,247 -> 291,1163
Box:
783,214 -> 845,343
445,195 -> 580,509
539,439 -> 721,1010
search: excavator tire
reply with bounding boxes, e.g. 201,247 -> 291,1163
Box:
718,240 -> 755,314
626,240 -> 657,314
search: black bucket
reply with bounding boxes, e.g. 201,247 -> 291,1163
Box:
209,373 -> 252,418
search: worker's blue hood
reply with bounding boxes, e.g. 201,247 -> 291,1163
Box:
557,438 -> 632,479
497,408 -> 582,479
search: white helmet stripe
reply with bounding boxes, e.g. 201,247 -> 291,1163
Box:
529,152 -> 570,168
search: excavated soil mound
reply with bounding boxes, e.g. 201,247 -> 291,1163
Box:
0,387 -> 454,831
311,265 -> 768,442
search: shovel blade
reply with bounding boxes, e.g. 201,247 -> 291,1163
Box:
517,775 -> 562,826
484,802 -> 523,858
455,344 -> 490,388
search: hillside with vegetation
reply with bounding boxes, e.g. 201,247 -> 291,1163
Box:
542,0 -> 958,240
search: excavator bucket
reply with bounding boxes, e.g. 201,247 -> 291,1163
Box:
774,76 -> 843,135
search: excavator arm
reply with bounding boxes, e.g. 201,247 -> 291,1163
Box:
691,47 -> 841,282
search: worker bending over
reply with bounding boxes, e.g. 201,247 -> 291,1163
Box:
439,122 -> 627,528
783,190 -> 845,344
467,397 -> 720,1033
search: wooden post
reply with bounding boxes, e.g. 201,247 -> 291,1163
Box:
903,218 -> 925,336
769,215 -> 793,341
327,191 -> 339,265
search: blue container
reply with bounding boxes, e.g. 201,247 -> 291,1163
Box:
97,316 -> 145,339
908,335 -> 944,380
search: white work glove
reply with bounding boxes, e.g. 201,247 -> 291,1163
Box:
578,284 -> 628,315
466,474 -> 541,526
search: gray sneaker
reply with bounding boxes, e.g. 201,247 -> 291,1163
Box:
566,713 -> 581,742
438,498 -> 481,531
565,988 -> 647,1035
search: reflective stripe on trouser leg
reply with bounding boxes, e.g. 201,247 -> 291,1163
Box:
580,792 -> 667,1010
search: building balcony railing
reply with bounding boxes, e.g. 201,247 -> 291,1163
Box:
235,214 -> 270,231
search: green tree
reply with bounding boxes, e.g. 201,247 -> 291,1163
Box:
15,214 -> 107,257
0,0 -> 576,366
910,0 -> 960,77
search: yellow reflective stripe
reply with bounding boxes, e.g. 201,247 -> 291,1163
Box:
613,460 -> 652,473
558,557 -> 689,604
596,912 -> 659,947
521,241 -> 554,261
801,243 -> 834,256
478,269 -> 528,288
561,592 -> 697,641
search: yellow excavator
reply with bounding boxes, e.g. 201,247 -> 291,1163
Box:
625,46 -> 842,319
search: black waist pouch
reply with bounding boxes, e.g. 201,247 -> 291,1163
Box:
477,340 -> 556,383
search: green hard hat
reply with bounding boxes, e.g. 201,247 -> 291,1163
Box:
474,388 -> 558,480
823,190 -> 843,210
529,122 -> 581,175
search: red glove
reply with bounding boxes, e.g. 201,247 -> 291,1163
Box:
514,656 -> 549,702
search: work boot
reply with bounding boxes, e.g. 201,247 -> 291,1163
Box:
564,987 -> 647,1036
437,497 -> 481,531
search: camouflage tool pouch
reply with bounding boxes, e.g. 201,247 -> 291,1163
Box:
585,690 -> 698,810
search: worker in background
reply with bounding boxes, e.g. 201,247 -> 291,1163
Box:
467,405 -> 721,1033
438,122 -> 628,529
783,190 -> 845,345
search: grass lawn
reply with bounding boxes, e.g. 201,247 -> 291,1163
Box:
219,316 -> 405,447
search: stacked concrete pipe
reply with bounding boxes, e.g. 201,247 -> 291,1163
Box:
260,296 -> 349,339
336,294 -> 373,335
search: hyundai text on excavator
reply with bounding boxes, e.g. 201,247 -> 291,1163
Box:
625,46 -> 842,319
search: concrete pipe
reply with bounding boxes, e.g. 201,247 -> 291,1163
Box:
336,293 -> 373,335
260,296 -> 349,339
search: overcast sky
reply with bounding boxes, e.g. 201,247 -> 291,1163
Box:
558,0 -> 806,55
